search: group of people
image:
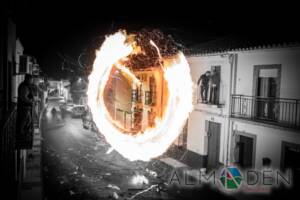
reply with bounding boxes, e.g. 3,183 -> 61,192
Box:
197,69 -> 220,105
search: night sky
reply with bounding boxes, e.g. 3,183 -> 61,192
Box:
11,0 -> 300,78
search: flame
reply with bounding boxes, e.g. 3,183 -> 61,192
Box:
87,31 -> 193,161
131,174 -> 149,185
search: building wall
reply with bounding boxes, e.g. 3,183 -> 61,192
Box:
114,72 -> 132,127
235,48 -> 300,99
186,54 -> 232,165
11,39 -> 25,102
0,18 -> 16,119
15,38 -> 24,74
176,47 -> 300,170
187,111 -> 229,164
230,47 -> 300,169
232,120 -> 300,169
114,72 -> 132,113
11,74 -> 25,102
0,16 -> 18,196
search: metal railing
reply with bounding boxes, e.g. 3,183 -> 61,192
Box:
231,95 -> 300,129
1,107 -> 17,163
0,107 -> 17,189
1,94 -> 44,198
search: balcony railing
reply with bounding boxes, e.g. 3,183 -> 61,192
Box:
231,95 -> 300,129
0,107 -> 17,189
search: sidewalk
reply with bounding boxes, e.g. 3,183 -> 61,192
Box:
20,110 -> 44,200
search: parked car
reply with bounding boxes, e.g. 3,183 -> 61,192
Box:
71,105 -> 86,118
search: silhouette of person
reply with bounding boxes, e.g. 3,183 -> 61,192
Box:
16,74 -> 34,149
208,69 -> 220,104
197,71 -> 210,103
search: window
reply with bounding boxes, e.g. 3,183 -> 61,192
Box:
131,89 -> 138,103
149,76 -> 156,105
145,91 -> 152,105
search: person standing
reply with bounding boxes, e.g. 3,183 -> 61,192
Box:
197,71 -> 210,103
15,74 -> 35,187
16,74 -> 35,150
209,69 -> 220,105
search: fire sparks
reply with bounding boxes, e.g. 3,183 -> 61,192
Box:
87,30 -> 193,161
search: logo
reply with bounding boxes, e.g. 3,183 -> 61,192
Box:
168,165 -> 291,194
220,166 -> 243,190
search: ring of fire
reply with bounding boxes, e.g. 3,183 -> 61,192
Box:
87,31 -> 193,161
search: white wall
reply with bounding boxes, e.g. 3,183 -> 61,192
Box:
185,54 -> 232,164
232,48 -> 300,169
15,39 -> 24,73
185,48 -> 300,169
11,74 -> 25,102
187,111 -> 206,155
233,120 -> 300,169
236,48 -> 300,99
187,111 -> 229,164
187,55 -> 232,114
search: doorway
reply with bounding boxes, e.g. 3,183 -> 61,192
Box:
234,134 -> 256,168
253,65 -> 281,121
281,142 -> 300,187
207,121 -> 221,170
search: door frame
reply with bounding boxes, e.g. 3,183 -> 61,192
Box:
252,64 -> 281,98
234,131 -> 257,168
207,121 -> 221,169
281,141 -> 300,170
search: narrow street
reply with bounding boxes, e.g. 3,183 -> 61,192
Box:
41,98 -> 240,200
42,98 -> 172,200
2,2 -> 300,200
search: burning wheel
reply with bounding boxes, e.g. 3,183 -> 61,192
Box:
87,30 -> 193,161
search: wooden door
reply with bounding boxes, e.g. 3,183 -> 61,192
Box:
207,121 -> 221,170
238,135 -> 254,168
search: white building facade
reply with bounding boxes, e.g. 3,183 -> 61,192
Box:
229,46 -> 300,170
184,45 -> 300,171
186,54 -> 232,170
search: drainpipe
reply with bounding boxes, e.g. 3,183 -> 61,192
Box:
226,53 -> 237,166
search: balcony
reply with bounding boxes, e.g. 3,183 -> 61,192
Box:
231,95 -> 300,129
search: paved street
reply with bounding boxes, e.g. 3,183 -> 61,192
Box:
41,99 -> 264,200
42,99 -> 174,200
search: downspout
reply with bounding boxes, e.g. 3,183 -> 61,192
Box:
226,53 -> 237,166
